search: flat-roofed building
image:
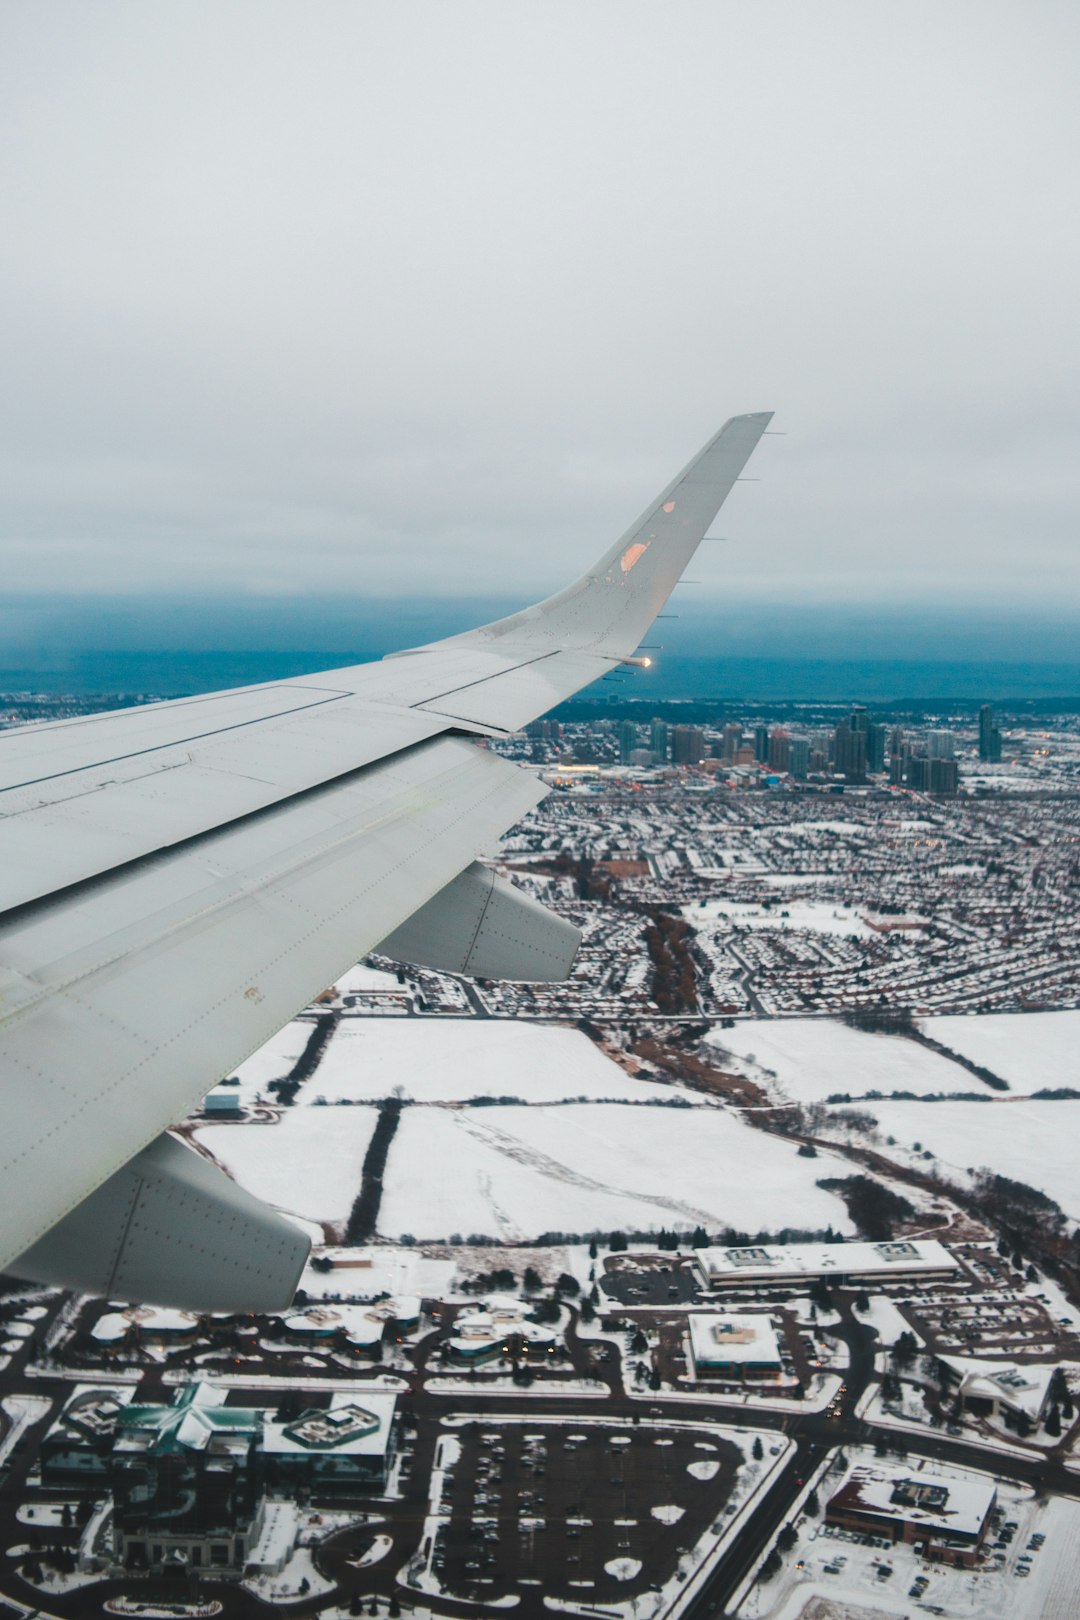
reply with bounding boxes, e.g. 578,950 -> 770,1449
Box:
263,1391 -> 398,1496
699,1238 -> 958,1289
827,1462 -> 995,1566
41,1384 -> 136,1487
688,1313 -> 783,1381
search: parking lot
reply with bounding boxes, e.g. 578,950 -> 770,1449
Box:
433,1419 -> 738,1601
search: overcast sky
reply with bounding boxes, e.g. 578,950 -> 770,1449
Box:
2,1 -> 1078,632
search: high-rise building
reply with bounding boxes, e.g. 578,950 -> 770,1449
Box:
650,719 -> 669,762
978,704 -> 1002,763
768,729 -> 791,772
832,721 -> 867,781
927,729 -> 955,760
788,737 -> 811,779
672,725 -> 706,765
753,724 -> 770,763
721,723 -> 743,763
618,721 -> 639,764
907,755 -> 931,790
929,757 -> 959,794
866,723 -> 887,773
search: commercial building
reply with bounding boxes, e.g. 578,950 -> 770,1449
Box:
41,1385 -> 136,1488
671,726 -> 706,766
263,1391 -> 398,1496
941,1356 -> 1054,1429
788,737 -> 811,780
688,1313 -> 783,1380
767,729 -> 791,773
832,721 -> 867,781
112,1384 -> 263,1574
927,729 -> 956,760
826,1462 -> 996,1566
753,724 -> 770,763
979,704 -> 1002,762
699,1238 -> 958,1289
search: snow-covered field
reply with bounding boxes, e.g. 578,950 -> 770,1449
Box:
227,1020 -> 313,1103
688,898 -> 874,937
708,1019 -> 971,1104
305,1020 -> 679,1106
857,1098 -> 1080,1219
378,1104 -> 854,1242
925,1011 -> 1080,1094
196,1109 -> 377,1228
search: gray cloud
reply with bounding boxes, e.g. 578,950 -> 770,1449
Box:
1,1 -> 1078,615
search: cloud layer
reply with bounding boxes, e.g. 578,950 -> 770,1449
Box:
2,2 -> 1078,614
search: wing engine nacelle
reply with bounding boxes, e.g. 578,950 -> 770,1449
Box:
377,860 -> 580,982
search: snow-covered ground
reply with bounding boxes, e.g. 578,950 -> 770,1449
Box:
739,1472 -> 1080,1620
195,1108 -> 377,1228
925,1011 -> 1080,1094
225,1020 -> 313,1104
687,899 -> 874,938
854,1098 -> 1080,1219
708,1018 -> 971,1104
304,1020 -> 679,1106
378,1104 -> 854,1242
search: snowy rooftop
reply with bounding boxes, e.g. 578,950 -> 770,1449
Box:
701,1238 -> 958,1284
91,1305 -> 202,1342
829,1462 -> 995,1541
943,1354 -> 1055,1420
282,1304 -> 384,1345
688,1312 -> 781,1367
48,1383 -> 135,1441
302,1247 -> 456,1302
263,1390 -> 397,1457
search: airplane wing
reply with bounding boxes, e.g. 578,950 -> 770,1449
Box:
0,412 -> 772,1310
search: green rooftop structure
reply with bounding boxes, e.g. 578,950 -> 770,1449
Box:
111,1382 -> 263,1574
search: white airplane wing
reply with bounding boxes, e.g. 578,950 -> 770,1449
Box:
0,412 -> 771,1310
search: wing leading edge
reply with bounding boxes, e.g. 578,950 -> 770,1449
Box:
1,414 -> 772,1309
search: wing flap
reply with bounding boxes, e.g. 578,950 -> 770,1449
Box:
0,736 -> 543,1269
12,1132 -> 310,1313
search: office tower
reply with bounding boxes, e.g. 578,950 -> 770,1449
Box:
768,729 -> 791,772
788,737 -> 811,779
721,723 -> 743,763
672,725 -> 706,765
753,724 -> 770,763
866,723 -> 887,773
832,721 -> 867,781
619,721 -> 639,764
929,757 -> 959,794
978,704 -> 1002,763
927,729 -> 954,760
907,755 -> 931,790
650,719 -> 669,762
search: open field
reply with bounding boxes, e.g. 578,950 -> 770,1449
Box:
709,1018 -> 971,1104
925,1010 -> 1080,1094
378,1102 -> 854,1242
852,1097 -> 1080,1219
306,1019 -> 679,1106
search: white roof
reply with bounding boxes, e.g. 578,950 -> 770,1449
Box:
688,1312 -> 780,1366
830,1462 -> 994,1540
262,1390 -> 397,1457
943,1355 -> 1055,1420
305,1246 -> 455,1303
282,1304 -> 383,1346
701,1238 -> 957,1284
91,1304 -> 201,1341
